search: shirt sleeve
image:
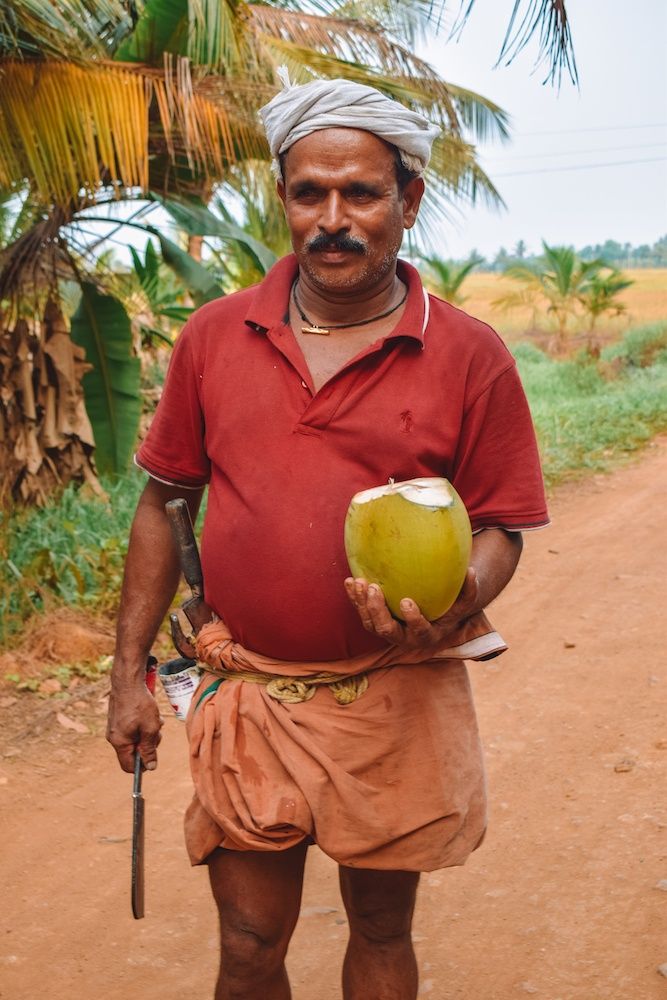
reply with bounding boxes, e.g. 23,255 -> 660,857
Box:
451,362 -> 549,532
135,320 -> 211,488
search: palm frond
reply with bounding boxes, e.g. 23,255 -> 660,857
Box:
450,0 -> 577,86
0,58 -> 260,208
217,161 -> 294,257
250,5 -> 461,112
269,0 -> 448,35
427,133 -> 505,208
250,27 -> 462,130
116,0 -> 255,72
444,84 -> 511,143
0,0 -> 133,61
0,204 -> 75,311
322,0 -> 445,47
188,0 -> 250,71
498,0 -> 577,86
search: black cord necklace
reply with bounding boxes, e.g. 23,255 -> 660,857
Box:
292,279 -> 408,336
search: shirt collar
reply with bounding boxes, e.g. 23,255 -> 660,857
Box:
244,253 -> 428,347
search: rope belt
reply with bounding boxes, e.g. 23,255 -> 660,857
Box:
196,667 -> 369,710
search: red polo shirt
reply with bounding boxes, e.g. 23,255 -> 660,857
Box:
137,255 -> 548,660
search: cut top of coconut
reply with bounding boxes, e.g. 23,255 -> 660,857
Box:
351,477 -> 455,508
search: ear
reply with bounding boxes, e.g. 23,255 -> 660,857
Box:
402,177 -> 425,230
276,179 -> 286,208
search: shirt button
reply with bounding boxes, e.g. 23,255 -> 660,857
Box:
301,380 -> 308,389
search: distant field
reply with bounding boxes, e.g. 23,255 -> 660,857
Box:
455,267 -> 667,342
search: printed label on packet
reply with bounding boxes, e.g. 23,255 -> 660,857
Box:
158,658 -> 202,721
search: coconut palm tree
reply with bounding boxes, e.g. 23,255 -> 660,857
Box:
0,0 -> 575,501
418,252 -> 484,306
494,242 -> 628,352
579,268 -> 633,333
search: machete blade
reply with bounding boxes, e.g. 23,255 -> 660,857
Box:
131,750 -> 145,919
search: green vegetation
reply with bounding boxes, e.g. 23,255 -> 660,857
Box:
516,323 -> 667,486
0,471 -> 143,646
2,0 -> 577,502
418,253 -> 483,306
5,655 -> 114,694
495,242 -> 633,350
70,283 -> 142,474
2,322 -> 665,648
468,234 -> 667,272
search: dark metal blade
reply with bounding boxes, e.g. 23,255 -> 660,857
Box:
165,499 -> 204,597
131,751 -> 145,919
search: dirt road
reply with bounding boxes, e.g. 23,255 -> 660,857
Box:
1,440 -> 666,1000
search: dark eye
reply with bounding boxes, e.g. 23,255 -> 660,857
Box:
347,187 -> 375,202
292,186 -> 321,202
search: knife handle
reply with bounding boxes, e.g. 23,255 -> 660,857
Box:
134,657 -> 158,780
133,747 -> 142,794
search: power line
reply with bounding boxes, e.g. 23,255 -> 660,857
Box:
517,122 -> 667,137
484,142 -> 667,163
494,156 -> 667,177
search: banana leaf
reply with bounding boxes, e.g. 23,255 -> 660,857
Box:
155,196 -> 278,276
147,227 -> 224,307
114,0 -> 189,63
70,283 -> 141,475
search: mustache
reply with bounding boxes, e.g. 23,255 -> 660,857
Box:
306,233 -> 367,254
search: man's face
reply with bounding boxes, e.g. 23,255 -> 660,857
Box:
277,128 -> 424,296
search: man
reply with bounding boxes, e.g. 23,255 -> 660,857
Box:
107,76 -> 548,1000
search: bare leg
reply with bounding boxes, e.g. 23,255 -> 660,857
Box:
339,866 -> 420,1000
207,841 -> 308,1000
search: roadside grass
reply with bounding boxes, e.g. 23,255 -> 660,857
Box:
516,322 -> 667,486
1,321 -> 666,648
0,472 -> 144,647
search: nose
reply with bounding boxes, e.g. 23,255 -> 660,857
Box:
318,191 -> 349,234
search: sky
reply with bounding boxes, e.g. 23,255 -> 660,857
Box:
416,0 -> 667,259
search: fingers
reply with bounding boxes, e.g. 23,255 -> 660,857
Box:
106,689 -> 163,773
345,577 -> 436,646
396,598 -> 434,642
137,728 -> 162,772
344,577 -> 375,631
110,727 -> 162,774
345,577 -> 401,642
365,584 -> 404,643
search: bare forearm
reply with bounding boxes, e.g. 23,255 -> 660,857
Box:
467,527 -> 523,614
112,479 -> 204,688
107,479 -> 204,771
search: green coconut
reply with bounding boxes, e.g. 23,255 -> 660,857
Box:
344,477 -> 472,622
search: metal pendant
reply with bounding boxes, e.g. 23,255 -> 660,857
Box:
301,324 -> 330,336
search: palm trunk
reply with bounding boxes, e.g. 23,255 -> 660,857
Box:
187,234 -> 204,262
0,302 -> 103,505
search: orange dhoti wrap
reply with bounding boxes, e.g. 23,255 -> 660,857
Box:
184,614 -> 506,871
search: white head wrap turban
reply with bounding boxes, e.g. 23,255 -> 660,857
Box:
259,72 -> 441,181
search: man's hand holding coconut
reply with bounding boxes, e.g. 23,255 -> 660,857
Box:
343,476 -> 522,656
107,73 -> 548,1000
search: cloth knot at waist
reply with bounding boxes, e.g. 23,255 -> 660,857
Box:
192,612 -> 507,708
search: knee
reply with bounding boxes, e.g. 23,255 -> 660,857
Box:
342,869 -> 419,946
220,923 -> 287,991
346,899 -> 414,946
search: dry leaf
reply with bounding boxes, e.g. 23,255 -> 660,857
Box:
38,678 -> 62,695
56,712 -> 89,734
